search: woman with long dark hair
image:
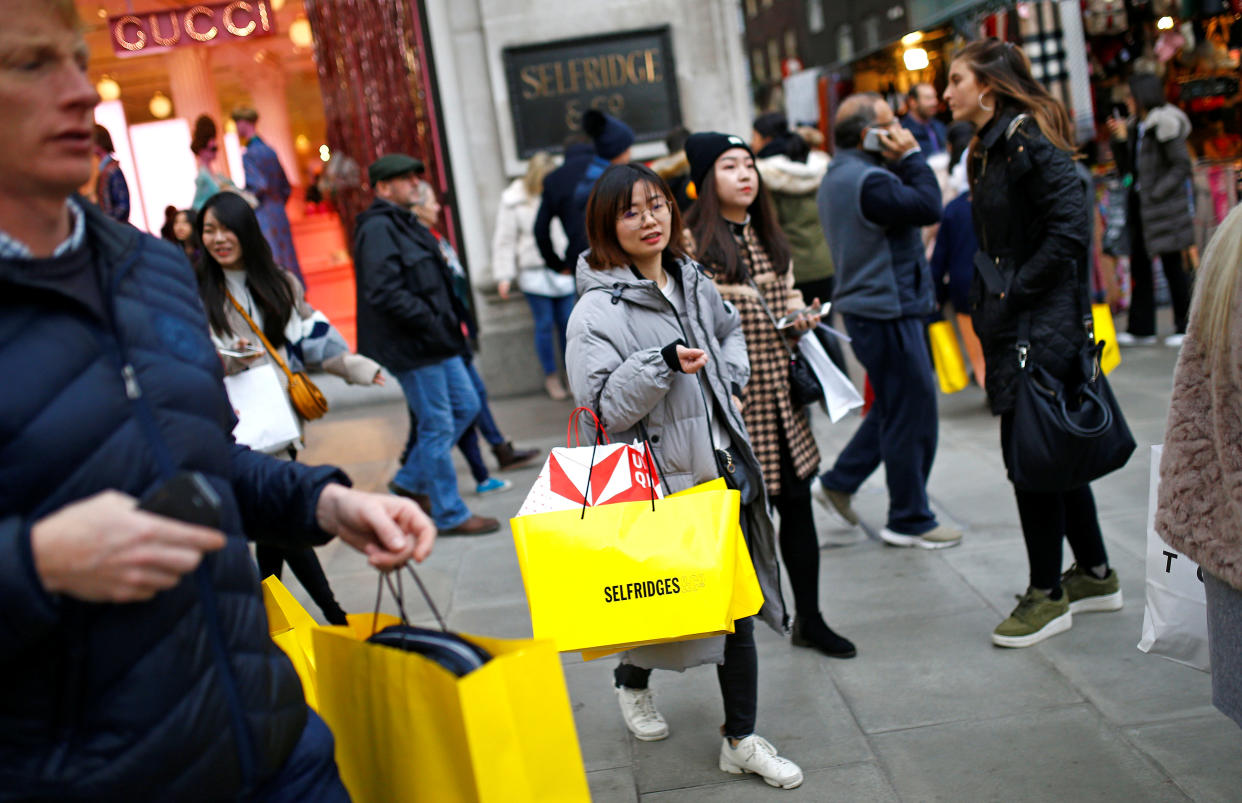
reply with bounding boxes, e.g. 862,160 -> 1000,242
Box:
945,39 -> 1121,648
1107,73 -> 1195,347
566,162 -> 803,790
684,132 -> 856,658
196,191 -> 384,625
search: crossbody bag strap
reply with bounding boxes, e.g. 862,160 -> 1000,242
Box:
224,288 -> 296,384
739,264 -> 799,363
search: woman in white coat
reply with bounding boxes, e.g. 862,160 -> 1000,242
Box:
491,152 -> 576,399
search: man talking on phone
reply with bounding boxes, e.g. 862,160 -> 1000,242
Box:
812,93 -> 962,550
0,2 -> 434,799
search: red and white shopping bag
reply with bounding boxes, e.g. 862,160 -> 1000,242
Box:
517,408 -> 661,516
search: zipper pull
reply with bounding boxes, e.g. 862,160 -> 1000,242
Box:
122,364 -> 142,400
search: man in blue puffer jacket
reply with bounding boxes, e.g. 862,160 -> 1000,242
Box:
0,3 -> 435,799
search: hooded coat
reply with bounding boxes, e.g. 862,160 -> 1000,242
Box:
756,151 -> 834,285
565,253 -> 786,670
1112,104 -> 1195,255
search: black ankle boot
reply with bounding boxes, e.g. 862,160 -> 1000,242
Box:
791,614 -> 857,658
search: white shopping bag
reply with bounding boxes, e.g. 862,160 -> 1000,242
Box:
1138,445 -> 1210,672
223,363 -> 302,454
796,332 -> 864,423
517,441 -> 663,517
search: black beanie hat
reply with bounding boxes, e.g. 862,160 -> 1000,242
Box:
583,109 -> 635,161
684,132 -> 753,190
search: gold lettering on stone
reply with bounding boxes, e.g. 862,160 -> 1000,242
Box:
224,2 -> 256,37
184,6 -> 218,42
114,16 -> 146,51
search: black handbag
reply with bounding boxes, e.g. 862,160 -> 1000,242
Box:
1005,312 -> 1136,493
741,268 -> 824,409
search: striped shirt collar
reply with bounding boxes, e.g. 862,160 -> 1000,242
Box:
0,198 -> 87,261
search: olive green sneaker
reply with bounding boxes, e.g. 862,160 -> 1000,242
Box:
992,587 -> 1072,648
1061,564 -> 1123,614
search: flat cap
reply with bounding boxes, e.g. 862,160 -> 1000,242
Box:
368,153 -> 425,185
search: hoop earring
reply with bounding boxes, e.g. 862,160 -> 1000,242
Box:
978,93 -> 994,113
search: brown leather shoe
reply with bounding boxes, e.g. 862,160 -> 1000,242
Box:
387,481 -> 431,515
441,515 -> 501,536
493,441 -> 541,471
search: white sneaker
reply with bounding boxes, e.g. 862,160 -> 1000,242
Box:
880,524 -> 963,550
1164,333 -> 1185,348
1115,332 -> 1157,346
615,686 -> 668,741
719,735 -> 804,789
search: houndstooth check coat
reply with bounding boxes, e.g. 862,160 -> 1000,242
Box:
692,222 -> 821,496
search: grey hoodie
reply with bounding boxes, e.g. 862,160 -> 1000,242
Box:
565,253 -> 787,670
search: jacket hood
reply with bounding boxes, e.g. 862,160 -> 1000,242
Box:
756,151 -> 829,195
650,151 -> 689,180
1145,104 -> 1192,143
575,250 -> 703,312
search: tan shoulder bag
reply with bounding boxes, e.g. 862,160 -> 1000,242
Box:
225,289 -> 329,421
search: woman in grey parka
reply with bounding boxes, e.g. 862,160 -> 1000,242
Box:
565,163 -> 803,790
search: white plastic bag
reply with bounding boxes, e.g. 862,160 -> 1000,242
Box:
1138,445 -> 1210,672
796,331 -> 863,423
223,363 -> 301,454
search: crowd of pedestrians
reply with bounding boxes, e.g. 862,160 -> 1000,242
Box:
4,0 -> 1237,796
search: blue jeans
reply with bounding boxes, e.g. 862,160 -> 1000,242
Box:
457,359 -> 504,483
394,357 -> 481,528
249,709 -> 349,802
525,292 -> 574,376
820,314 -> 939,535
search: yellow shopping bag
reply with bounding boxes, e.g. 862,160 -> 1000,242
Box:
928,319 -> 969,394
263,576 -> 323,710
1092,303 -> 1121,375
313,625 -> 590,803
510,479 -> 764,654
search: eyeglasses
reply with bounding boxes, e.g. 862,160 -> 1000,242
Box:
618,198 -> 670,228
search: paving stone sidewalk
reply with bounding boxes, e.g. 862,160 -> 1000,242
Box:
297,335 -> 1241,802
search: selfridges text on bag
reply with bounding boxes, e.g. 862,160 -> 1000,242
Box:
1138,445 -> 1211,672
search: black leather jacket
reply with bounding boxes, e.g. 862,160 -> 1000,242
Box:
969,107 -> 1090,414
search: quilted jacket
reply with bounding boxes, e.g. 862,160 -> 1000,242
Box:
969,107 -> 1091,414
0,201 -> 345,800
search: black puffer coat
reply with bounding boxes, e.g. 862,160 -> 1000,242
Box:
969,107 -> 1090,414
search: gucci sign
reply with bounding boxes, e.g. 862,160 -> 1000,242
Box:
109,1 -> 276,57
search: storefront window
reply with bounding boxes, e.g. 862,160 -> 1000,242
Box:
785,29 -> 798,60
838,24 -> 854,62
767,38 -> 780,82
752,48 -> 766,82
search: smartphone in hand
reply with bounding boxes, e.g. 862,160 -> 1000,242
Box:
139,472 -> 223,529
217,344 -> 264,358
776,301 -> 832,329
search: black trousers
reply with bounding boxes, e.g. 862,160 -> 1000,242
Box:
614,616 -> 757,739
1126,194 -> 1192,337
257,545 -> 349,626
1000,413 -> 1109,590
772,431 -> 820,619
